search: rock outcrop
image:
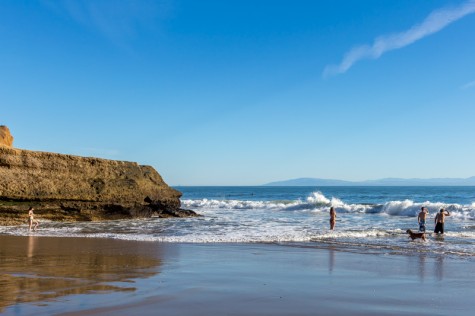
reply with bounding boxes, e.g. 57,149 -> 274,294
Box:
0,145 -> 197,224
0,126 -> 14,148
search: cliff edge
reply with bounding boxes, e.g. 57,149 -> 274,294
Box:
0,131 -> 196,224
0,125 -> 14,148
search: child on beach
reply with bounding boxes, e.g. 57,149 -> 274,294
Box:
28,207 -> 39,231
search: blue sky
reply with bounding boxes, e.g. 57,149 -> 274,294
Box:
1,0 -> 474,185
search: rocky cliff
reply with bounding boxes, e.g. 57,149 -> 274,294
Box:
0,125 -> 14,147
0,145 -> 196,225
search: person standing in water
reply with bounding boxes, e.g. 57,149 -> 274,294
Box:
28,207 -> 39,231
330,207 -> 336,230
418,207 -> 429,232
434,208 -> 450,234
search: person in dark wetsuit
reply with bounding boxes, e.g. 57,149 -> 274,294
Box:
434,209 -> 450,234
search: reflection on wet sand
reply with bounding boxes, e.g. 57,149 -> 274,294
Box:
0,236 -> 165,312
435,255 -> 444,281
418,254 -> 426,281
411,253 -> 447,282
27,235 -> 35,259
328,246 -> 335,274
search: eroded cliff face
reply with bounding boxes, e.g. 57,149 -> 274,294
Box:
0,146 -> 196,224
0,126 -> 14,148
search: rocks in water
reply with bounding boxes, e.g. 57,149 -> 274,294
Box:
0,126 -> 14,148
0,145 -> 198,224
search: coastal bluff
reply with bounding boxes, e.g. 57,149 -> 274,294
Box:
0,126 -> 13,148
0,145 -> 196,225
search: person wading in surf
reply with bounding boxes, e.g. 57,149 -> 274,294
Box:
434,208 -> 450,235
330,206 -> 336,230
418,207 -> 429,232
28,207 -> 39,231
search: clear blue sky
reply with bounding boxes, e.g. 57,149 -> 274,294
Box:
1,0 -> 475,185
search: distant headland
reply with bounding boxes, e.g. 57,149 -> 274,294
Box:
263,177 -> 475,186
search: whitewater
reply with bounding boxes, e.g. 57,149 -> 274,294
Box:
1,186 -> 474,257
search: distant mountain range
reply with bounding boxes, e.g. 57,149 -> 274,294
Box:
263,177 -> 475,186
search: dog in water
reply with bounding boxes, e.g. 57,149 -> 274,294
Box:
406,229 -> 426,241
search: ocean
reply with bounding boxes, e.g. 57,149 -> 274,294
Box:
2,186 -> 474,257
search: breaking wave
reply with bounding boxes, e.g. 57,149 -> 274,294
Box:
182,191 -> 475,220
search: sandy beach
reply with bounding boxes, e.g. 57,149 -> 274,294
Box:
0,235 -> 473,316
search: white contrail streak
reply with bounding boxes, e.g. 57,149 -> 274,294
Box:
461,80 -> 475,89
323,0 -> 475,77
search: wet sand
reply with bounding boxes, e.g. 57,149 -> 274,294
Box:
0,235 -> 474,316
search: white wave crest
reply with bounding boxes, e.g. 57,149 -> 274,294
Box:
181,198 -> 301,211
306,191 -> 331,205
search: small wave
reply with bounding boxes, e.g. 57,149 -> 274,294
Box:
2,223 -> 474,257
311,229 -> 397,240
380,200 -> 475,219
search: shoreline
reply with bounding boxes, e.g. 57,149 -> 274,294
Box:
1,235 -> 474,315
0,201 -> 199,226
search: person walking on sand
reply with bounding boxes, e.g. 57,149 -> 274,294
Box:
330,206 -> 336,230
434,208 -> 450,235
28,207 -> 39,231
418,207 -> 429,232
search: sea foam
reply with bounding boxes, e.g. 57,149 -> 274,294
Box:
182,191 -> 475,219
